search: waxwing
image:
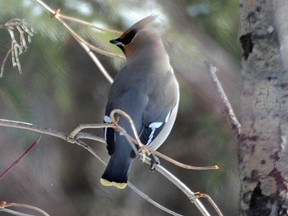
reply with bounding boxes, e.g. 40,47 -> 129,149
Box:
100,15 -> 180,189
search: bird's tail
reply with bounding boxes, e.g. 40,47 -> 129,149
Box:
100,154 -> 132,189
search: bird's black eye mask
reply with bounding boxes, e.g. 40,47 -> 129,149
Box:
110,29 -> 138,52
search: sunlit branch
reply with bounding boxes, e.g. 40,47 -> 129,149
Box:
0,48 -> 12,78
0,1 -> 224,215
0,110 -> 222,215
0,208 -> 34,216
0,201 -> 49,216
195,192 -> 223,216
79,42 -> 114,84
0,118 -> 183,216
35,0 -> 123,84
59,14 -> 122,34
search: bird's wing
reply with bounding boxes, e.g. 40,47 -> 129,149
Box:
139,100 -> 178,150
104,90 -> 149,156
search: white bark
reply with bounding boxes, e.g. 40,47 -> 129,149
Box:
239,0 -> 288,214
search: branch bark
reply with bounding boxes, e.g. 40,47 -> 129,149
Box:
0,116 -> 219,215
0,1 -> 224,215
206,62 -> 241,137
239,0 -> 288,214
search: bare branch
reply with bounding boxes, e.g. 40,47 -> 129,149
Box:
35,0 -> 120,84
54,14 -> 123,59
0,201 -> 49,216
195,192 -> 223,216
0,118 -> 66,140
151,150 -> 219,170
0,48 -> 12,78
0,208 -> 34,216
0,137 -> 41,180
110,109 -> 143,147
79,42 -> 114,84
127,182 -> 183,216
59,14 -> 122,34
0,115 -> 220,215
49,9 -> 117,84
205,62 -> 241,137
150,159 -> 212,216
0,1 -> 222,215
109,109 -> 219,171
67,108 -> 221,214
0,118 -> 187,216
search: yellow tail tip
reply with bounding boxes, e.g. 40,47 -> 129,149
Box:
100,178 -> 127,189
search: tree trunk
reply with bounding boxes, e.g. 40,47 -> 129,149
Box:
239,0 -> 288,215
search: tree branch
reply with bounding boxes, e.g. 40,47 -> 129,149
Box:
0,1 -> 224,215
0,201 -> 49,216
0,114 -> 221,215
0,118 -> 181,215
205,62 -> 241,137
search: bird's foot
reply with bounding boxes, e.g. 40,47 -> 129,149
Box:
150,153 -> 160,171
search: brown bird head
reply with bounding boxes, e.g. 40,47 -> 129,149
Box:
110,15 -> 158,57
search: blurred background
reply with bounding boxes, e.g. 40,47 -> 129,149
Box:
0,0 -> 240,215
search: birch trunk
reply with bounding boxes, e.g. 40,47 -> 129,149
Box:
239,0 -> 288,215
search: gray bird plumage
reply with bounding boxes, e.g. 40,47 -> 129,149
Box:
101,16 -> 179,189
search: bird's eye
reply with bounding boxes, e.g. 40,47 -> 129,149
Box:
121,29 -> 138,45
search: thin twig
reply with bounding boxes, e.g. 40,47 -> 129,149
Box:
2,1 -> 222,214
0,137 -> 41,180
110,109 -> 143,146
3,202 -> 49,216
0,118 -> 184,216
35,0 -> 119,84
0,115 -> 220,215
73,131 -> 105,143
205,62 -> 241,137
54,14 -> 123,59
0,208 -> 34,216
33,0 -> 121,85
0,119 -> 102,166
78,42 -> 114,84
0,48 -> 12,78
127,182 -> 183,216
0,118 -> 66,140
195,192 -> 223,216
68,123 -> 112,139
149,159 -> 212,216
152,150 -> 219,170
109,109 -> 219,171
59,14 -> 122,34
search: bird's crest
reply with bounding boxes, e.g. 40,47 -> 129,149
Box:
119,15 -> 158,40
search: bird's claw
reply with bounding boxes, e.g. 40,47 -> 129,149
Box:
150,153 -> 160,171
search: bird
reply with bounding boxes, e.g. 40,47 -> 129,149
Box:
100,15 -> 179,189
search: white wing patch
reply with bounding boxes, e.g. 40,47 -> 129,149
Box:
146,112 -> 172,145
104,115 -> 112,123
146,122 -> 163,145
165,111 -> 171,123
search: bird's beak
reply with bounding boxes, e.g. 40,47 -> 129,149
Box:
110,39 -> 117,44
110,38 -> 122,44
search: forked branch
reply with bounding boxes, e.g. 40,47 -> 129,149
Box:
0,110 -> 222,216
0,1 -> 224,215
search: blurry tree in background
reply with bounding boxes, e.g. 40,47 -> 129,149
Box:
0,0 -> 240,215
